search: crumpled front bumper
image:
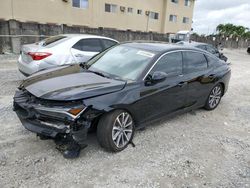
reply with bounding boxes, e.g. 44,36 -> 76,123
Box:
17,116 -> 68,137
13,90 -> 84,138
13,98 -> 70,138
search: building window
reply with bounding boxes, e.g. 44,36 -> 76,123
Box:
184,0 -> 191,6
171,0 -> 178,4
72,0 -> 89,9
137,9 -> 142,15
183,17 -> 189,23
105,3 -> 117,13
120,6 -> 126,12
128,7 -> 133,13
149,12 -> 159,20
169,15 -> 177,22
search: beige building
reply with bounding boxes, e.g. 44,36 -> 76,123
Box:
0,0 -> 195,34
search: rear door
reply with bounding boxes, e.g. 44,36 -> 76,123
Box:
71,38 -> 103,63
182,51 -> 212,107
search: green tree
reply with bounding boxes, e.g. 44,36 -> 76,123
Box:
243,31 -> 250,38
216,23 -> 249,38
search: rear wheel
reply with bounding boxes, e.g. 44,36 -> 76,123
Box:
204,84 -> 223,110
97,110 -> 135,152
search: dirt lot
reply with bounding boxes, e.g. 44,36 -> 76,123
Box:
0,49 -> 250,188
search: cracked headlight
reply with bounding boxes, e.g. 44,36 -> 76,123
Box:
35,104 -> 86,120
68,107 -> 85,116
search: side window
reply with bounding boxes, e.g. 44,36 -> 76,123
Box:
183,51 -> 208,73
72,39 -> 103,52
151,52 -> 182,77
206,45 -> 217,54
102,39 -> 117,50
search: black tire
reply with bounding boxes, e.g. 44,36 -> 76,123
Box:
97,110 -> 135,152
204,84 -> 223,110
247,47 -> 250,54
88,118 -> 99,133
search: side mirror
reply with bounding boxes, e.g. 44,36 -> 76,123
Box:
145,71 -> 167,86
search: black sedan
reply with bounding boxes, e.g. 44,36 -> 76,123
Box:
13,42 -> 231,158
177,41 -> 228,62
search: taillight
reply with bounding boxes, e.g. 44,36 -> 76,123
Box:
27,52 -> 52,61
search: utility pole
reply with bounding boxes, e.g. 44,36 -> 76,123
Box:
146,13 -> 150,32
11,0 -> 14,19
161,0 -> 168,33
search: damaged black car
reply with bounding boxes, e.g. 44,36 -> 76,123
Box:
13,42 -> 231,158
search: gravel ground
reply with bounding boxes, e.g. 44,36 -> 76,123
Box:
0,50 -> 250,188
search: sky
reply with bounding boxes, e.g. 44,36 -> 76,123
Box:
192,0 -> 250,35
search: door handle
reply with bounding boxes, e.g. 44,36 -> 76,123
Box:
75,54 -> 85,57
178,81 -> 187,87
208,74 -> 215,79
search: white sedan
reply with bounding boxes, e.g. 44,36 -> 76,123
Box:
17,34 -> 118,76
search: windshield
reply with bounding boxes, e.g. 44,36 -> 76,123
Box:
86,45 -> 155,81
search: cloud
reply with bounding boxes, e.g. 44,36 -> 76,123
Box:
193,0 -> 250,34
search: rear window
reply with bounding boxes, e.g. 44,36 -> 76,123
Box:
102,39 -> 117,50
197,45 -> 207,50
42,36 -> 67,46
72,38 -> 103,52
206,45 -> 218,54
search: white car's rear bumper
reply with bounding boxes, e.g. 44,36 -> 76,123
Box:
17,56 -> 39,76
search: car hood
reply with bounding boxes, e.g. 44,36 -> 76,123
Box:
20,65 -> 126,101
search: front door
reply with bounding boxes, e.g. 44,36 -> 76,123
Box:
134,51 -> 188,123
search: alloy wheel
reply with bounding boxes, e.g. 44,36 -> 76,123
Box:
112,112 -> 133,148
208,85 -> 222,109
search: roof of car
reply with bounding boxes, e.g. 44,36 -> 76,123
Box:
122,41 -> 203,53
60,34 -> 118,42
177,41 -> 208,47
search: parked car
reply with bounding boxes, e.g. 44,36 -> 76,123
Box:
247,46 -> 250,54
177,41 -> 228,62
17,34 -> 118,76
170,30 -> 192,43
13,42 -> 231,158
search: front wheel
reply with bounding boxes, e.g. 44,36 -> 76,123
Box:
97,110 -> 135,152
204,84 -> 223,110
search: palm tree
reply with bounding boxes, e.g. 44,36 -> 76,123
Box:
216,23 -> 249,38
216,24 -> 225,34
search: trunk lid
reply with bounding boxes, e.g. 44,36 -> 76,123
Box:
21,43 -> 46,63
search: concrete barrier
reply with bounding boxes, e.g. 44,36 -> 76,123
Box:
0,20 -> 168,54
191,35 -> 250,49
